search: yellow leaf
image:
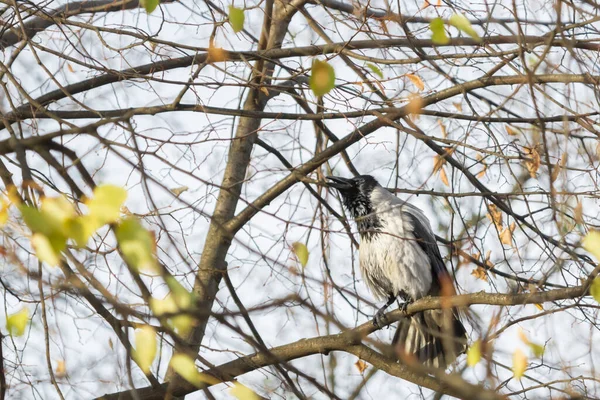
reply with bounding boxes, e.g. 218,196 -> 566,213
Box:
292,242 -> 309,267
534,303 -> 543,310
228,6 -> 245,33
0,197 -> 9,226
66,215 -> 100,248
6,308 -> 29,336
170,353 -> 219,387
448,13 -> 481,42
55,360 -> 67,379
86,184 -> 127,225
230,383 -> 261,400
512,349 -> 527,379
310,59 -> 335,97
116,217 -> 158,273
355,359 -> 368,373
133,325 -> 157,374
150,295 -> 178,316
430,18 -> 450,45
590,277 -> 600,303
506,125 -> 518,136
208,44 -> 228,63
467,340 -> 481,367
165,276 -> 192,309
41,196 -> 76,224
517,328 -> 529,344
439,168 -> 449,186
31,233 -> 62,266
406,74 -> 424,91
583,230 -> 600,262
171,314 -> 196,337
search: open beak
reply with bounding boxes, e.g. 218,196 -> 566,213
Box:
326,176 -> 353,190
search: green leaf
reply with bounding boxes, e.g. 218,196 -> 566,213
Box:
228,6 -> 245,33
31,233 -> 63,266
309,59 -> 335,97
133,325 -> 157,374
86,184 -> 127,225
529,342 -> 544,358
19,204 -> 63,238
366,63 -> 383,79
141,0 -> 159,13
448,13 -> 481,42
292,242 -> 309,267
231,383 -> 261,400
6,308 -> 29,336
116,217 -> 158,273
430,18 -> 450,45
467,339 -> 481,367
583,230 -> 600,261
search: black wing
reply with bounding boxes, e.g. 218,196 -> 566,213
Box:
403,206 -> 453,296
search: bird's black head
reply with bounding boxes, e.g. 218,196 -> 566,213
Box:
326,175 -> 382,239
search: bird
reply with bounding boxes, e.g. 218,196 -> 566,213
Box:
326,174 -> 467,368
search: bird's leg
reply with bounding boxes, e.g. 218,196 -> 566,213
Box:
373,295 -> 396,328
397,291 -> 414,313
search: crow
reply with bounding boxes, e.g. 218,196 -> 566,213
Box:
327,174 -> 467,368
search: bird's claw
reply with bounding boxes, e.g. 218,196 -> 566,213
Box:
398,301 -> 411,313
372,311 -> 388,329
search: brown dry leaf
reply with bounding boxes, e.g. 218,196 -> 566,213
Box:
439,168 -> 449,186
55,360 -> 67,379
551,153 -> 567,183
486,204 -> 503,229
260,87 -> 269,96
67,63 -> 74,73
406,94 -> 423,119
471,266 -> 488,281
524,147 -> 540,178
506,125 -> 518,136
596,142 -> 600,160
574,201 -> 583,225
406,74 -> 425,91
208,45 -> 228,63
453,102 -> 462,112
355,359 -> 368,373
477,168 -> 487,179
438,120 -> 447,138
499,222 -> 516,246
433,155 -> 445,173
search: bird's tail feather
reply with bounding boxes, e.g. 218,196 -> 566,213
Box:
392,309 -> 467,368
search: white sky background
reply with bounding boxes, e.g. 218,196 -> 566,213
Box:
1,0 -> 600,398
